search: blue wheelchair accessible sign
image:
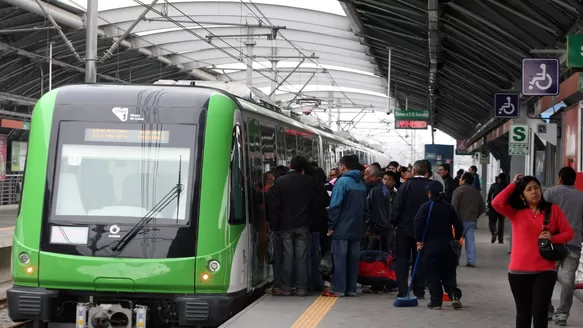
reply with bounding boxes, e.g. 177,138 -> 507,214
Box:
494,93 -> 520,119
522,58 -> 559,96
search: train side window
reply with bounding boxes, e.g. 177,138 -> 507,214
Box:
260,123 -> 276,173
312,137 -> 320,164
229,125 -> 246,225
276,127 -> 286,166
301,136 -> 312,162
285,130 -> 297,163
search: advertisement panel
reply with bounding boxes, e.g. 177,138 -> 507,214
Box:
424,144 -> 454,172
563,104 -> 580,170
0,135 -> 7,181
11,141 -> 28,172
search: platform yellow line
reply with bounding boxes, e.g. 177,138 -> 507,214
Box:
291,296 -> 337,328
0,226 -> 14,231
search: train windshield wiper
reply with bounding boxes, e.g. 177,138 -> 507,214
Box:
112,158 -> 183,252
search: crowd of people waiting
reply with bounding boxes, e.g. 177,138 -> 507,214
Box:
265,153 -> 583,328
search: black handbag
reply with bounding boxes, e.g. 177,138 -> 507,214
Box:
538,207 -> 568,262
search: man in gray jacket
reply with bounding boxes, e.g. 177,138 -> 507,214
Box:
545,166 -> 583,326
452,172 -> 486,267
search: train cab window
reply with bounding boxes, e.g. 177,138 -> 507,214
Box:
52,122 -> 194,224
229,125 -> 246,225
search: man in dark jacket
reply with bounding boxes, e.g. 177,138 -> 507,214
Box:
267,156 -> 317,296
487,173 -> 508,243
265,165 -> 288,294
364,165 -> 390,250
438,163 -> 459,203
363,165 -> 391,293
390,160 -> 432,298
324,155 -> 368,297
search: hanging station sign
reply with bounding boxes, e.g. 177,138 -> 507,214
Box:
394,110 -> 429,130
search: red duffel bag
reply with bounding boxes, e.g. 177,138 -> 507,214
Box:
357,242 -> 397,287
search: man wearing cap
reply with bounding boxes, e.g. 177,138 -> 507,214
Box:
390,160 -> 432,299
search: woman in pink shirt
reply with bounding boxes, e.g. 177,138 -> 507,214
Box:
492,174 -> 574,328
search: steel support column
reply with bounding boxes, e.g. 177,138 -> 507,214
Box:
244,28 -> 255,87
387,48 -> 392,113
85,0 -> 98,83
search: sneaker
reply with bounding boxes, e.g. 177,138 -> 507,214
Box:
555,318 -> 567,326
427,303 -> 442,310
322,290 -> 343,297
346,292 -> 357,297
466,263 -> 476,268
491,233 -> 497,243
451,297 -> 462,310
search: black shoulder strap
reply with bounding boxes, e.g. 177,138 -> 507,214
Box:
543,205 -> 552,228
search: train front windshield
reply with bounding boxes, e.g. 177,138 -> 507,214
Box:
50,122 -> 197,225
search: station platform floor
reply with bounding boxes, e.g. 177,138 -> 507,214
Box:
221,230 -> 583,328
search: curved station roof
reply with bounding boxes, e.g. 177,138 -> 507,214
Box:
0,0 -> 581,143
0,0 -> 388,132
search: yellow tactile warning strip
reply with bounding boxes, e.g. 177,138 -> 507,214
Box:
291,296 -> 337,328
0,226 -> 14,231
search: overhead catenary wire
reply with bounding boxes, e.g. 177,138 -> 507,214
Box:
131,0 -> 310,99
246,0 -> 371,130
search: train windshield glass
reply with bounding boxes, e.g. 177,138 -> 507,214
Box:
51,122 -> 196,224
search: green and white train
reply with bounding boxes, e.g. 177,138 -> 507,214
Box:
7,81 -> 389,328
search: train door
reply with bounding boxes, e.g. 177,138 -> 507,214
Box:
244,117 -> 268,287
229,110 -> 252,294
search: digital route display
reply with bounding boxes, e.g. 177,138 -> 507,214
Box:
395,120 -> 428,129
84,128 -> 170,143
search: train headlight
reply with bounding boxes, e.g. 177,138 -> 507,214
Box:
208,260 -> 221,272
18,252 -> 30,264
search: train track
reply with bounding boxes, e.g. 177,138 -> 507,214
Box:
1,297 -> 32,328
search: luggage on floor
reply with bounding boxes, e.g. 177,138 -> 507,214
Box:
357,241 -> 397,288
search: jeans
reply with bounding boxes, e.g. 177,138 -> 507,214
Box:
307,232 -> 324,291
281,227 -> 310,292
461,222 -> 477,265
330,239 -> 360,295
424,243 -> 461,306
509,271 -> 557,328
395,232 -> 425,297
549,248 -> 581,320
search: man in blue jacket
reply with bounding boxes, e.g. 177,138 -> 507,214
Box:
324,155 -> 368,297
